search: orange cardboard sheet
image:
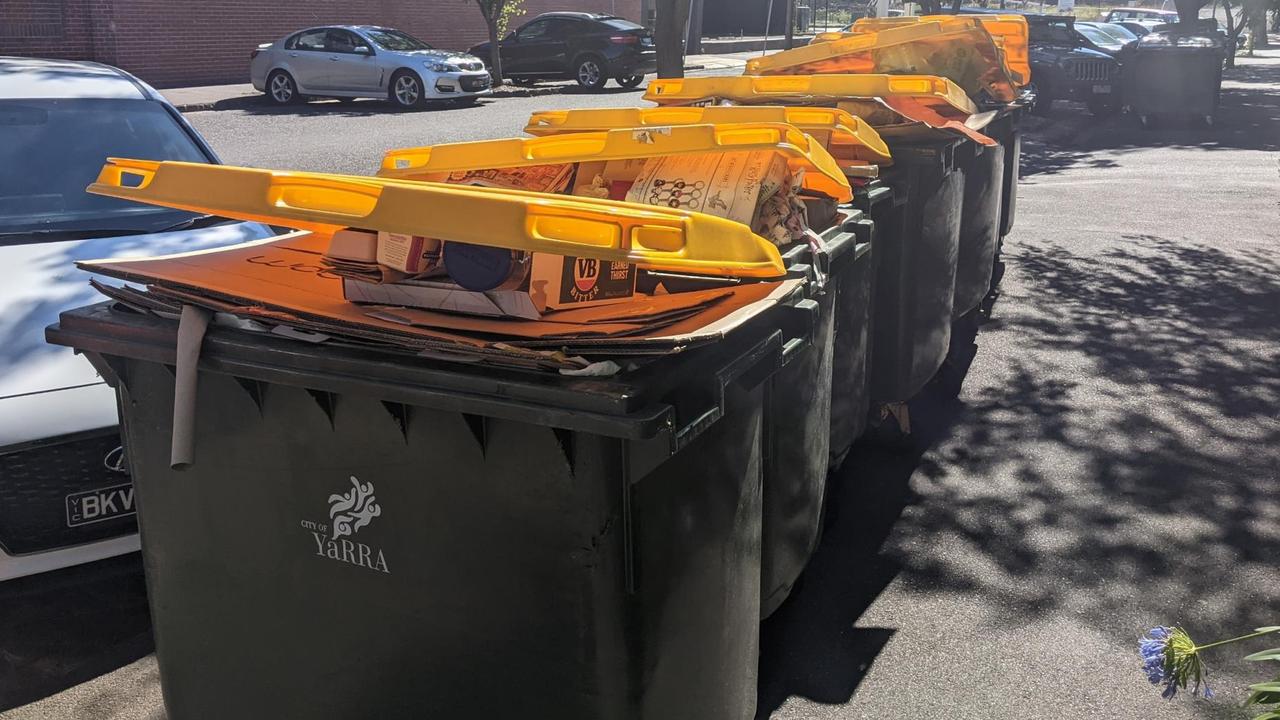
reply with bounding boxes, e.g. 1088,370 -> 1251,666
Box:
77,232 -> 798,357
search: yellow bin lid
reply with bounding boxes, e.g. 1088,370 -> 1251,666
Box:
643,74 -> 977,117
850,15 -> 1031,86
88,159 -> 787,279
523,106 -> 892,166
378,122 -> 853,203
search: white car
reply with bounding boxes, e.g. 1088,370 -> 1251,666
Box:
250,25 -> 493,109
0,57 -> 273,581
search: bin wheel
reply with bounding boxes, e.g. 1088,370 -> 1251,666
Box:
867,403 -> 915,452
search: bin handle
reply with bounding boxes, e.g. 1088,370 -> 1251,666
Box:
171,304 -> 212,470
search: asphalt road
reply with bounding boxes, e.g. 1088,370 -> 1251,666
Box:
3,53 -> 1279,719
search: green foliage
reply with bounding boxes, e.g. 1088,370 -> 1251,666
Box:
1246,637 -> 1280,718
471,0 -> 526,35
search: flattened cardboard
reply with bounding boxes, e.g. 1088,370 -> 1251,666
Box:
76,232 -> 795,358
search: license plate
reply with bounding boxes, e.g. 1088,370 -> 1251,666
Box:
1093,84 -> 1112,94
66,482 -> 136,527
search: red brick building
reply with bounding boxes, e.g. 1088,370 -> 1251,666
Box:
0,0 -> 643,87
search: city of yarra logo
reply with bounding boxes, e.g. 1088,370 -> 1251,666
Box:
299,476 -> 389,574
329,476 -> 381,538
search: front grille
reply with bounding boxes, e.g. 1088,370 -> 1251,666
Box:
1073,60 -> 1112,82
0,430 -> 137,555
460,75 -> 491,92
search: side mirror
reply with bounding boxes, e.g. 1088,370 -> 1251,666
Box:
354,46 -> 372,55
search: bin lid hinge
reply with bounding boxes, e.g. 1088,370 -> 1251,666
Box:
462,413 -> 487,455
381,401 -> 410,443
233,377 -> 267,415
306,389 -> 338,428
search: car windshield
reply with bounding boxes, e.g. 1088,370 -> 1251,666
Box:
1078,25 -> 1122,48
362,28 -> 433,51
601,17 -> 645,31
0,98 -> 211,241
1097,23 -> 1138,41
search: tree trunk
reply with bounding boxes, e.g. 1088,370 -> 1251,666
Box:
655,0 -> 691,78
486,20 -> 505,84
1246,0 -> 1270,45
1223,0 -> 1240,67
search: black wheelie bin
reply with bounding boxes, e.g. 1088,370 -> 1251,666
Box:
387,117 -> 877,620
1125,21 -> 1226,128
46,158 -> 822,720
643,74 -> 985,437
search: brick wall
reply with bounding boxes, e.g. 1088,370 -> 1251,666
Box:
1,0 -> 642,87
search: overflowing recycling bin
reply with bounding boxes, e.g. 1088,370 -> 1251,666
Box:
379,116 -> 880,618
42,13 -> 1033,718
1124,21 -> 1226,127
47,122 -> 860,716
643,74 -> 978,430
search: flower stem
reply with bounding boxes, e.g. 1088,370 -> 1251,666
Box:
1194,627 -> 1280,652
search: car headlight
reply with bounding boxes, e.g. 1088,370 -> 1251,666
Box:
427,61 -> 458,73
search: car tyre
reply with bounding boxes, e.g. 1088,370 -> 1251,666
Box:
574,55 -> 608,91
616,73 -> 645,89
389,69 -> 426,110
267,70 -> 300,105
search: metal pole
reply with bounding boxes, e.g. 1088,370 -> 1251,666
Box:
784,0 -> 795,48
763,0 -> 775,55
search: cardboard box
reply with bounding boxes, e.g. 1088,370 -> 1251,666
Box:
377,231 -> 441,274
343,253 -> 637,320
325,229 -> 378,262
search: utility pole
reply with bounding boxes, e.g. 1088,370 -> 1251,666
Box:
685,0 -> 704,55
655,0 -> 692,78
784,0 -> 795,48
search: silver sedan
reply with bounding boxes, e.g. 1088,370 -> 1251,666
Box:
250,25 -> 492,109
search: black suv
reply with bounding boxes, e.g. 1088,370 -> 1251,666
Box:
1026,15 -> 1121,116
469,13 -> 657,91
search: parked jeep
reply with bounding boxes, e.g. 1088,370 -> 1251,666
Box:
1026,15 -> 1122,116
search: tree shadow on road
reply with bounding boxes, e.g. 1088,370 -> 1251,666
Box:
756,233 -> 1280,715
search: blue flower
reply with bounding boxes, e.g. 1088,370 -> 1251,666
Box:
1141,627 -> 1173,685
1140,625 -> 1212,700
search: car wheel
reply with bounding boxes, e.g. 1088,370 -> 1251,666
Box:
267,70 -> 300,105
574,56 -> 607,91
389,70 -> 425,109
616,73 -> 645,89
